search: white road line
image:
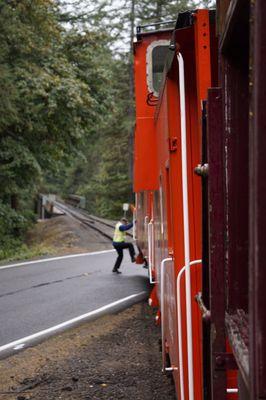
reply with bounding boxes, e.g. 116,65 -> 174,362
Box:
0,249 -> 115,271
0,292 -> 147,354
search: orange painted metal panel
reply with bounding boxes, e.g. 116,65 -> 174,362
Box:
133,9 -> 216,400
164,48 -> 204,400
153,10 -> 213,400
194,10 -> 213,118
134,32 -> 171,193
134,118 -> 158,191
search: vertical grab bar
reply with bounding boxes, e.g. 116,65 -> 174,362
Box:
133,210 -> 136,241
177,52 -> 194,400
161,257 -> 173,372
176,260 -> 202,400
144,215 -> 149,238
148,220 -> 156,284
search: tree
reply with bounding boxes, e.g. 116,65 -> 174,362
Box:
0,0 -> 121,256
135,0 -> 196,25
55,0 -> 202,218
0,0 -> 109,209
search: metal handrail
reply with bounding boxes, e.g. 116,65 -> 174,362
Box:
160,257 -> 173,372
148,220 -> 156,284
177,51 -> 194,400
133,210 -> 136,241
176,260 -> 202,400
136,20 -> 176,34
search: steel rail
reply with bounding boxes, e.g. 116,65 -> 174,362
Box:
56,200 -> 133,238
85,213 -> 133,238
57,201 -> 115,228
54,202 -> 114,241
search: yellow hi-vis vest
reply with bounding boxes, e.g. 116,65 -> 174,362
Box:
113,222 -> 126,242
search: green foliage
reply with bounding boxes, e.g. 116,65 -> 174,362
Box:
135,0 -> 197,24
0,138 -> 42,195
0,0 -> 120,256
60,52 -> 134,218
0,241 -> 55,263
0,201 -> 37,260
0,0 -> 106,197
53,0 -> 200,219
0,203 -> 28,236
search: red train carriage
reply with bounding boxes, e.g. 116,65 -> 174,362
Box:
134,9 -> 217,400
133,1 -> 266,399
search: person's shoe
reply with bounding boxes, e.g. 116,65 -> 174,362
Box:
112,269 -> 122,274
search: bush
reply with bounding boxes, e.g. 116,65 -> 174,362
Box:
0,237 -> 25,260
0,203 -> 26,236
0,202 -> 37,260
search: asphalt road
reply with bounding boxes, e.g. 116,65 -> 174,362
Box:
0,250 -> 150,357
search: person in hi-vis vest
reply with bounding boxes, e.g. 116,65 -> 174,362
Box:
112,218 -> 135,274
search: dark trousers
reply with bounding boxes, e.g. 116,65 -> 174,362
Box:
113,242 -> 135,270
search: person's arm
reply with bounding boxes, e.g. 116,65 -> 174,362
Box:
119,223 -> 133,231
130,204 -> 136,213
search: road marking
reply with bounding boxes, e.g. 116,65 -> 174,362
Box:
0,249 -> 115,271
13,344 -> 25,350
0,291 -> 147,354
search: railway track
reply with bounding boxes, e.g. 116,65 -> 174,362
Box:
54,201 -> 133,241
54,201 -> 114,241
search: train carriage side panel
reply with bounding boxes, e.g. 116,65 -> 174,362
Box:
134,31 -> 172,264
154,10 -> 214,399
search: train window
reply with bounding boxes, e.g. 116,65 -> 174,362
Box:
146,40 -> 169,96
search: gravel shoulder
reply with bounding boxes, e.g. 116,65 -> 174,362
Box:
0,303 -> 176,400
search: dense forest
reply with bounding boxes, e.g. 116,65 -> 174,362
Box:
0,0 -> 214,260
